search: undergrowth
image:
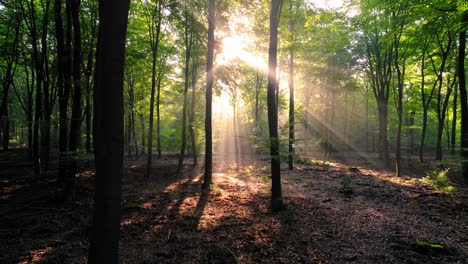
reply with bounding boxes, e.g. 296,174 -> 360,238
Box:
421,169 -> 457,195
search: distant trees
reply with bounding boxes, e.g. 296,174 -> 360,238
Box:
0,0 -> 467,223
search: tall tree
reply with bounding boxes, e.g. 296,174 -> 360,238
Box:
267,0 -> 283,211
87,0 -> 130,262
288,0 -> 295,170
177,2 -> 195,173
361,6 -> 393,167
202,0 -> 215,190
428,30 -> 456,160
189,41 -> 199,165
144,0 -> 164,177
68,0 -> 82,151
458,7 -> 468,181
54,0 -> 70,177
0,1 -> 21,151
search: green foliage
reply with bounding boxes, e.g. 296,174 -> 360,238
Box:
421,169 -> 458,194
414,241 -> 444,249
338,175 -> 353,195
210,184 -> 224,194
347,166 -> 360,172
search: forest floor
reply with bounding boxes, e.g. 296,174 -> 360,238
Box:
1,148 -> 468,263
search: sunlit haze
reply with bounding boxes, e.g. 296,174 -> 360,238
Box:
306,0 -> 344,9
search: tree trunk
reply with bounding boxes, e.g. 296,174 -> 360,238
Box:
85,9 -> 96,153
156,72 -> 162,158
177,16 -> 193,173
146,4 -> 162,177
87,0 -> 130,262
202,0 -> 215,190
54,0 -> 70,177
147,51 -> 157,177
69,0 -> 82,152
458,23 -> 468,181
288,0 -> 294,170
377,100 -> 390,167
408,111 -> 415,156
140,113 -> 145,154
267,0 -> 283,212
40,0 -> 51,171
189,46 -> 198,165
451,83 -> 458,154
0,13 -> 20,152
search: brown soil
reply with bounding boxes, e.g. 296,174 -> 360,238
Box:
1,148 -> 467,263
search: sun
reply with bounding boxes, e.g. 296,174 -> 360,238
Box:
217,34 -> 268,73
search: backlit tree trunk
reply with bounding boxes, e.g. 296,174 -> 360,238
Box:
202,0 -> 215,190
87,0 -> 130,262
267,0 -> 283,212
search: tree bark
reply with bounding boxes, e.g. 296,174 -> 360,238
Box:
202,0 -> 215,190
146,2 -> 162,177
189,44 -> 199,165
267,0 -> 283,212
458,21 -> 468,181
87,0 -> 130,262
177,11 -> 193,173
288,0 -> 295,170
451,83 -> 458,154
69,0 -> 82,152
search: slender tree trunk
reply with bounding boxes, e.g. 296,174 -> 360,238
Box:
85,86 -> 92,152
156,73 -> 162,158
394,34 -> 405,177
288,0 -> 294,170
24,0 -> 46,175
85,10 -> 96,153
177,19 -> 193,173
69,0 -> 82,152
451,83 -> 458,154
365,84 -> 369,152
147,51 -> 157,177
458,24 -> 468,181
40,1 -> 51,171
267,0 -> 283,212
54,0 -> 70,177
408,111 -> 415,156
202,0 -> 215,190
140,113 -> 145,154
255,67 -> 260,133
0,16 -> 20,151
146,6 -> 162,177
377,100 -> 390,166
127,75 -> 138,158
87,0 -> 130,262
189,47 -> 198,165
127,110 -> 131,157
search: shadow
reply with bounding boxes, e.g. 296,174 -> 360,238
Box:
2,150 -> 467,263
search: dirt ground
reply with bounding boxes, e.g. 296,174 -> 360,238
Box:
1,148 -> 467,263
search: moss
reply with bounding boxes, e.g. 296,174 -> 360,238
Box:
414,241 -> 444,249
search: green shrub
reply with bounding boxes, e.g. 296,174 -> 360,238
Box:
421,169 -> 457,194
338,175 -> 353,195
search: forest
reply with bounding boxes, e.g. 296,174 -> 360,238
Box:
0,0 -> 467,263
